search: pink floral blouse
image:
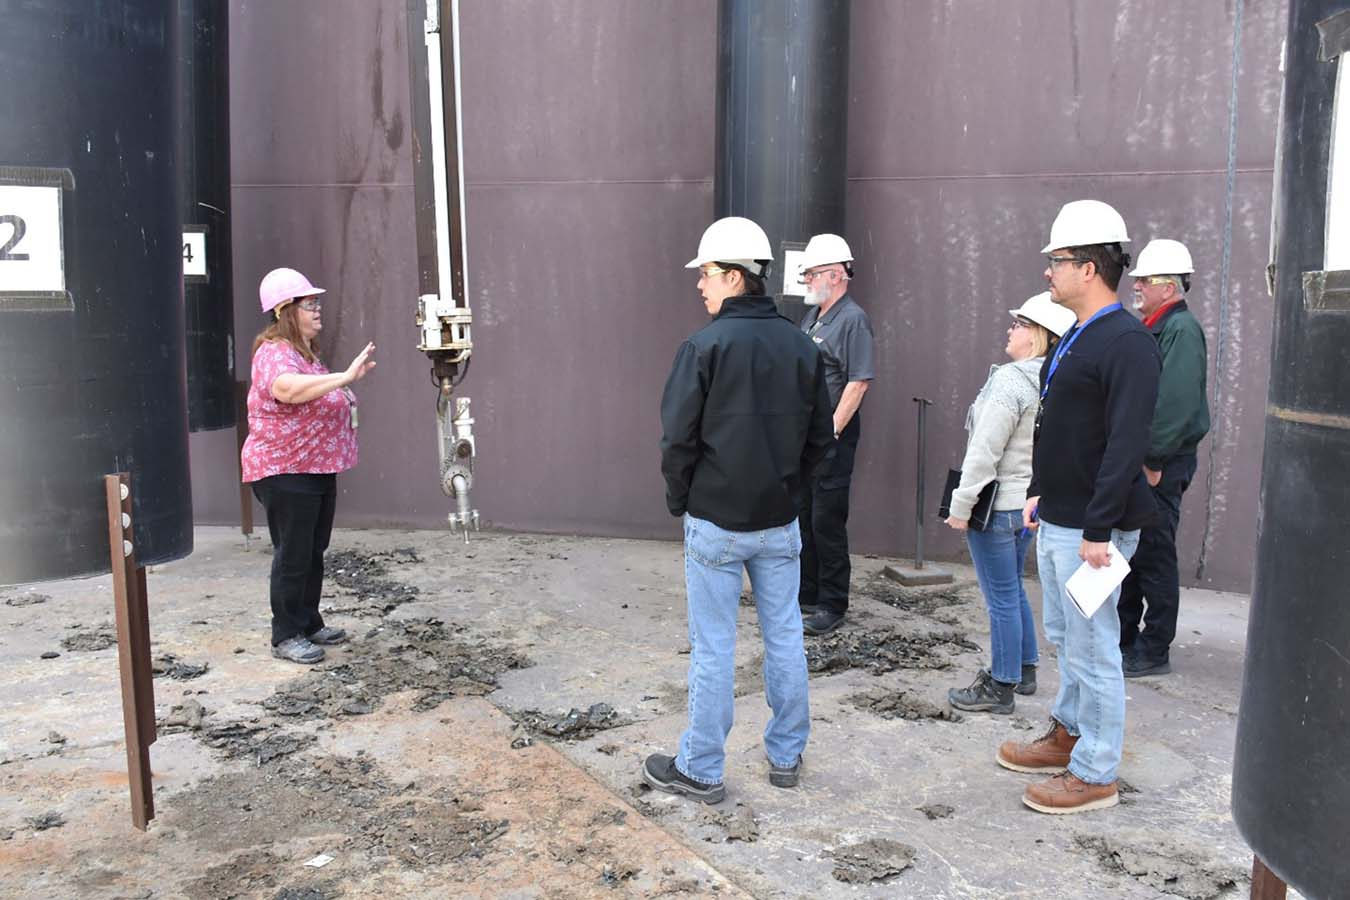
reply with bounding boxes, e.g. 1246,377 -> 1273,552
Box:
240,340 -> 358,482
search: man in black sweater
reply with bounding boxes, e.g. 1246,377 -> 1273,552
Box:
646,217 -> 834,805
996,200 -> 1161,815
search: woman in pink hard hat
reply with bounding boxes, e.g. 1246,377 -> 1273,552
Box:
241,267 -> 376,664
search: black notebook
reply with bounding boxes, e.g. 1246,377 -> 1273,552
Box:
937,469 -> 998,531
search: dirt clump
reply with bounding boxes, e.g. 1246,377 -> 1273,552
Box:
263,618 -> 531,722
3,591 -> 49,607
161,699 -> 210,732
1074,834 -> 1246,899
807,626 -> 977,675
153,653 -> 210,680
829,837 -> 917,883
182,848 -> 287,899
917,803 -> 955,820
511,702 -> 622,741
325,547 -> 422,615
856,576 -> 972,616
350,793 -> 509,868
60,623 -> 117,652
849,689 -> 963,721
199,720 -> 316,765
699,803 -> 759,843
24,811 -> 65,831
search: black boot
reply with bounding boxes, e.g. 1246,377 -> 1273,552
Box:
948,669 -> 1015,714
1016,663 -> 1037,696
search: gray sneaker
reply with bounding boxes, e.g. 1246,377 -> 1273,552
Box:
306,626 -> 348,646
272,636 -> 324,664
769,755 -> 802,788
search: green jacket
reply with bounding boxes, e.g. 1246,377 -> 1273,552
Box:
1145,301 -> 1211,469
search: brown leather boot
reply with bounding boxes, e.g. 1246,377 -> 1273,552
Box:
1022,772 -> 1119,814
996,717 -> 1077,773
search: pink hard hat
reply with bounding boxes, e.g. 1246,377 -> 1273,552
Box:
259,267 -> 325,313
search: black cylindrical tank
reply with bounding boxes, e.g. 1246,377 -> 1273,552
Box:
0,2 -> 192,585
715,0 -> 850,307
179,0 -> 235,432
1232,1 -> 1350,896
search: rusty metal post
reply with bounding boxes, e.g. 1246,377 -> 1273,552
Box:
104,473 -> 157,830
912,397 -> 933,568
1250,857 -> 1287,900
234,381 -> 253,537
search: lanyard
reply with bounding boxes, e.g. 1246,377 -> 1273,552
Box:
1040,303 -> 1121,400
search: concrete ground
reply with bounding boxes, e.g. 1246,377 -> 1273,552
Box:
0,526 -> 1283,899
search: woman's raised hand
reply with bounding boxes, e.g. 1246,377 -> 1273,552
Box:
345,342 -> 376,384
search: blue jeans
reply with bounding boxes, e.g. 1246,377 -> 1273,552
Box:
676,514 -> 810,785
966,509 -> 1038,684
1037,520 -> 1140,784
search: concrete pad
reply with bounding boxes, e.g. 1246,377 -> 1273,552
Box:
0,527 -> 1298,898
883,563 -> 955,586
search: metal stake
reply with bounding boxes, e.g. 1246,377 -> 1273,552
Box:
913,397 -> 933,569
1250,857 -> 1287,900
104,473 -> 157,830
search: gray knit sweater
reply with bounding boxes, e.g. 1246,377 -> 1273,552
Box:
949,356 -> 1044,517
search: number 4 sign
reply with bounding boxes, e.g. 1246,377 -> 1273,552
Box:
0,166 -> 72,310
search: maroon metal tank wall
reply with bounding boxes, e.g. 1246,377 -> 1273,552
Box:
195,0 -> 1284,594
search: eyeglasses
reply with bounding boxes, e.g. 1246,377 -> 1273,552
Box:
698,265 -> 728,279
298,298 -> 323,311
1046,255 -> 1088,269
1139,276 -> 1175,286
1011,317 -> 1036,330
801,268 -> 835,282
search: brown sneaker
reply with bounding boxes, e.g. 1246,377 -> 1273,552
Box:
996,718 -> 1077,773
1022,772 -> 1119,814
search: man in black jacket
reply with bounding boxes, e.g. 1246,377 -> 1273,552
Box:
645,217 -> 834,805
996,200 -> 1161,816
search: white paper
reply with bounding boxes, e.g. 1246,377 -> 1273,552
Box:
1064,541 -> 1131,618
304,854 -> 334,869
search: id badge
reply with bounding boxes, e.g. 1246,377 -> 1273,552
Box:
350,403 -> 359,430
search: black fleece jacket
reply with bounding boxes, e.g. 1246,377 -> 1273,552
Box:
1028,306 -> 1162,541
660,295 -> 834,532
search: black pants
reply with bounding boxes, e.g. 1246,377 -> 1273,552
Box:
252,474 -> 337,646
799,417 -> 859,615
1118,452 -> 1197,661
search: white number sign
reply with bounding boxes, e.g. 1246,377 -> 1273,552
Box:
0,185 -> 64,293
182,230 -> 207,278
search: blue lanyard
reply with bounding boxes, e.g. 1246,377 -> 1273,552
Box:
1040,303 -> 1121,399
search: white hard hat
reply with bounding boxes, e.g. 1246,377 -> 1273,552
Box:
686,216 -> 773,277
1129,239 -> 1194,277
798,233 -> 854,275
1010,291 -> 1077,337
1041,200 -> 1131,254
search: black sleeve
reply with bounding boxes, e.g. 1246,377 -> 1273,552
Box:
659,340 -> 707,517
1027,352 -> 1052,498
1082,331 -> 1161,541
801,352 -> 835,478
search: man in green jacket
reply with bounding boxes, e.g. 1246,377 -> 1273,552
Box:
1118,239 -> 1211,677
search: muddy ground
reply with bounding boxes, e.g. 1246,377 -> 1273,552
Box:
0,527 -> 1284,898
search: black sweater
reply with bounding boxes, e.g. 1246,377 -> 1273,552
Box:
660,295 -> 834,532
1028,306 -> 1162,541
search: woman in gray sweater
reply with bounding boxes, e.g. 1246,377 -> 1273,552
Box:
945,292 -> 1075,714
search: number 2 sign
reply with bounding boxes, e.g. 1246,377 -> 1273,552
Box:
0,184 -> 65,295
